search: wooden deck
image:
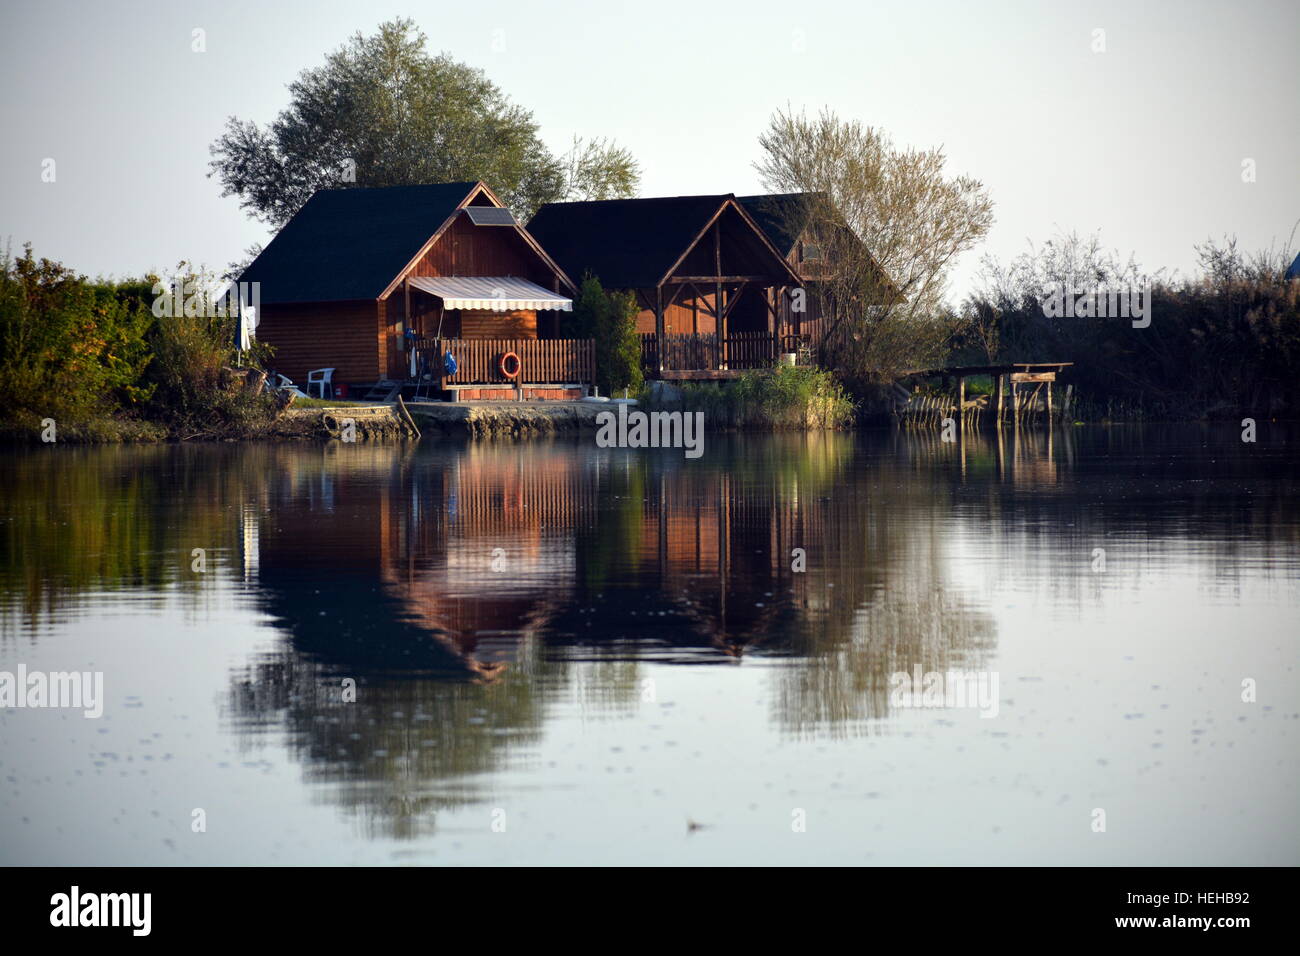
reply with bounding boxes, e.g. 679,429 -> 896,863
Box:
640,331 -> 805,377
658,369 -> 750,381
413,337 -> 594,387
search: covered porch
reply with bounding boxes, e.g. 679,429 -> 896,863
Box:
396,275 -> 593,400
639,330 -> 808,379
525,194 -> 805,382
636,202 -> 805,378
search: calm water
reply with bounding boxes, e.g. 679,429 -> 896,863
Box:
1,428 -> 1297,866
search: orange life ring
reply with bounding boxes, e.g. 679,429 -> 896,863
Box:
498,351 -> 521,379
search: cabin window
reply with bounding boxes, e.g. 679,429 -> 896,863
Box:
802,243 -> 821,261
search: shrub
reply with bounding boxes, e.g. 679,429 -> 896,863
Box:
1,248 -> 278,442
644,364 -> 854,429
0,244 -> 154,437
140,265 -> 277,436
572,274 -> 643,397
960,233 -> 1300,419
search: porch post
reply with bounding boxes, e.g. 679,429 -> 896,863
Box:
654,285 -> 665,376
435,305 -> 447,396
714,224 -> 723,370
774,286 -> 783,359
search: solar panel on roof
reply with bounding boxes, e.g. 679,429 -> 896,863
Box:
465,206 -> 518,226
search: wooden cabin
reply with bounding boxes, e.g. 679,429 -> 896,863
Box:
527,195 -> 803,379
240,181 -> 591,400
738,192 -> 898,351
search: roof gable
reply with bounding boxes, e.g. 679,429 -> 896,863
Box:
526,195 -> 734,289
240,182 -> 479,304
736,193 -> 818,256
739,191 -> 901,298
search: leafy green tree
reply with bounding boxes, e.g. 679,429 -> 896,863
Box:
572,276 -> 643,397
599,288 -> 643,397
569,275 -> 605,341
209,19 -> 639,227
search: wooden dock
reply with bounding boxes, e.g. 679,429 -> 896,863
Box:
896,363 -> 1074,429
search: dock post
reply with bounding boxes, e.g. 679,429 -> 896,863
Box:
996,374 -> 1004,426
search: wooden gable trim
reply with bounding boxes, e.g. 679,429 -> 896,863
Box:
377,182 -> 482,301
378,181 -> 577,302
726,197 -> 804,287
656,199 -> 729,289
477,182 -> 579,297
655,197 -> 803,289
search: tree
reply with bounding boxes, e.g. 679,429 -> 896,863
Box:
962,231 -> 1300,416
209,19 -> 639,228
557,136 -> 639,202
754,107 -> 994,389
572,276 -> 643,397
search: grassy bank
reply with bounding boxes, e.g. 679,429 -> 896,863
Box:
642,365 -> 854,430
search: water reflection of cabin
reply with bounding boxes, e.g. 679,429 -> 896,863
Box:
248,446 -> 830,666
527,195 -> 805,380
240,181 -> 592,401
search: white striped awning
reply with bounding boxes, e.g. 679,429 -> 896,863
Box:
407,276 -> 572,311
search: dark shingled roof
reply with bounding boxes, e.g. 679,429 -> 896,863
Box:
526,195 -> 731,289
739,191 -> 902,298
736,193 -> 818,256
240,182 -> 478,304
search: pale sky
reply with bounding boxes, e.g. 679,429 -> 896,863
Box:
1,0 -> 1296,299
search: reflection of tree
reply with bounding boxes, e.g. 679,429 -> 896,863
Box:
224,636 -> 554,840
770,511 -> 997,738
564,432 -> 999,737
903,424 -> 1300,609
0,444 -> 269,636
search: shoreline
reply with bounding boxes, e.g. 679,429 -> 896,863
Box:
4,400 -> 1290,446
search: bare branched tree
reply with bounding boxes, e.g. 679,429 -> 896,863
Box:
558,136 -> 640,202
755,107 -> 994,388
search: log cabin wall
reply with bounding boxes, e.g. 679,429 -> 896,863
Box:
256,300 -> 383,385
634,287 -> 769,336
635,292 -> 720,335
784,240 -> 826,339
459,308 -> 538,339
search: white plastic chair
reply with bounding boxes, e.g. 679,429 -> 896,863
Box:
269,373 -> 308,398
306,368 -> 335,399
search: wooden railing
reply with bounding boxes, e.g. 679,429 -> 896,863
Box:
640,331 -> 805,373
415,337 -> 594,386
